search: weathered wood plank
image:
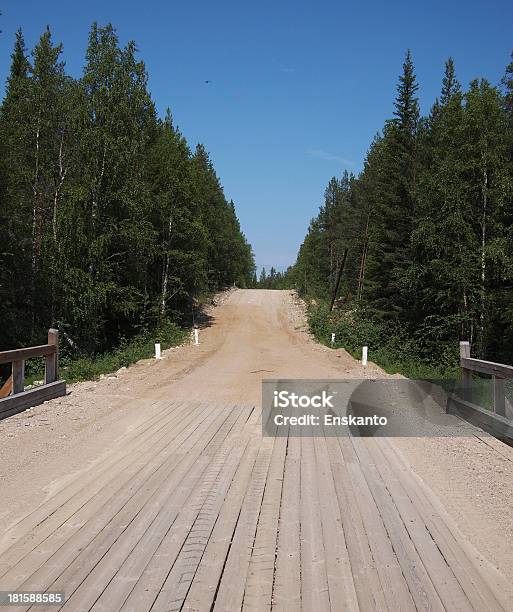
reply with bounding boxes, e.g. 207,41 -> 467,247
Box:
461,356 -> 513,379
0,380 -> 65,420
12,359 -> 25,394
12,407 -> 237,612
448,394 -> 513,442
181,428 -> 262,612
299,432 -> 330,612
0,402 -> 219,592
384,439 -> 509,611
211,441 -> 274,611
242,428 -> 287,611
313,432 -> 359,611
0,400 -> 189,564
324,435 -> 386,612
1,397 -> 510,612
493,376 -> 506,417
0,344 -> 56,366
146,409 -> 252,612
269,434 -> 301,611
460,341 -> 472,401
340,436 -> 415,612
355,438 -> 461,612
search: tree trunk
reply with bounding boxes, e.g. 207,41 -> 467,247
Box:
479,165 -> 488,354
160,214 -> 173,316
357,214 -> 370,300
330,248 -> 349,312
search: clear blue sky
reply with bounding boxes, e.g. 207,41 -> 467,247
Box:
1,1 -> 512,272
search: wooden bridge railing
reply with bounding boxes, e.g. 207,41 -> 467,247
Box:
459,341 -> 513,417
0,329 -> 66,420
447,341 -> 513,441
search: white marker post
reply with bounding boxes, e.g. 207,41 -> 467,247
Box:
155,343 -> 161,360
331,333 -> 335,345
194,328 -> 199,345
362,346 -> 368,367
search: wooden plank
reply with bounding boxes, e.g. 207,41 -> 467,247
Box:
448,395 -> 513,442
0,402 -> 218,592
461,356 -> 513,379
0,403 -> 203,583
460,341 -> 472,401
264,433 -> 301,612
313,432 -> 359,611
299,432 -> 330,612
211,440 -> 274,610
383,439 -> 509,611
355,438 -> 465,612
85,407 -> 251,611
181,427 -> 262,612
0,375 -> 12,399
143,408 -> 253,612
0,400 -> 190,563
242,427 -> 288,611
0,380 -> 65,419
339,436 -> 415,611
0,344 -> 55,366
10,405 -> 237,612
324,435 -> 386,612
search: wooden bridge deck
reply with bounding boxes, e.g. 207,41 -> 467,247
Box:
0,400 -> 508,611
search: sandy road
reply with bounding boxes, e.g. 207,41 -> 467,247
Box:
0,290 -> 378,529
1,289 -> 513,610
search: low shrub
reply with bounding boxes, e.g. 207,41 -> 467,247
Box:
307,300 -> 459,380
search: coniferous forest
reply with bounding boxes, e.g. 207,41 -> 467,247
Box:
288,50 -> 513,374
0,24 -> 255,355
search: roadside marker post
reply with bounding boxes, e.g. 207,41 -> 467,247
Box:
331,333 -> 335,344
155,343 -> 161,359
362,346 -> 368,366
194,328 -> 199,345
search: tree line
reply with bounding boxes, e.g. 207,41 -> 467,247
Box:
290,50 -> 513,365
0,23 -> 255,353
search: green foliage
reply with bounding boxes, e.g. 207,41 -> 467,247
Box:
255,266 -> 293,289
291,49 -> 513,370
59,321 -> 186,383
0,23 -> 254,355
308,300 -> 459,380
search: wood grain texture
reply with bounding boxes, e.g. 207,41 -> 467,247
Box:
0,400 -> 509,612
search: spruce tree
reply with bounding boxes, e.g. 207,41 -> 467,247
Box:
367,50 -> 419,319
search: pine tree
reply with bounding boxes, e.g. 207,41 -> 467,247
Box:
367,50 -> 420,319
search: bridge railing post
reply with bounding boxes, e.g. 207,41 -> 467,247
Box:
460,341 -> 472,402
492,376 -> 506,416
12,360 -> 25,394
45,328 -> 59,384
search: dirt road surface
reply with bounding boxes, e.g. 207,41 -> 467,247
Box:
1,289 -> 512,611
